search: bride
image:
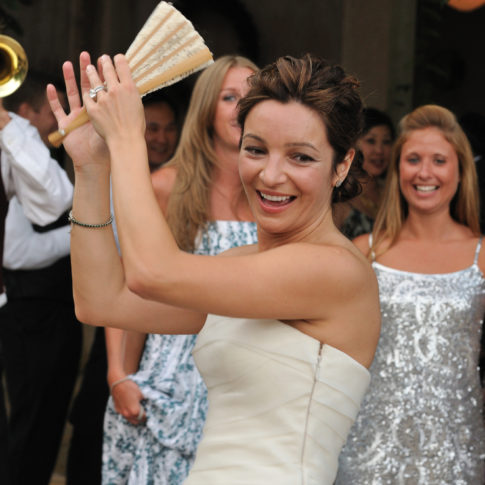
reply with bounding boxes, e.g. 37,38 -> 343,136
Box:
48,52 -> 380,484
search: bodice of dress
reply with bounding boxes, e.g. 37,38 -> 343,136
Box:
337,251 -> 485,484
184,315 -> 370,485
132,221 -> 258,454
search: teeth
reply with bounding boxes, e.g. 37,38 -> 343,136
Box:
260,192 -> 291,202
416,185 -> 437,192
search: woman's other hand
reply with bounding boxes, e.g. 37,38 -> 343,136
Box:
83,54 -> 145,149
47,51 -> 109,172
111,378 -> 146,426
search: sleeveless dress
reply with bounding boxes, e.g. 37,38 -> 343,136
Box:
183,315 -> 371,485
102,221 -> 258,485
336,238 -> 485,485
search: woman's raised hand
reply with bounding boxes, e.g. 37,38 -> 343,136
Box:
83,54 -> 146,150
47,51 -> 109,171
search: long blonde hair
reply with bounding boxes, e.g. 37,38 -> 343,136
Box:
372,104 -> 480,257
165,55 -> 258,251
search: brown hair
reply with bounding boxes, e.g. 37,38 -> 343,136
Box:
371,104 -> 480,257
237,53 -> 365,203
165,55 -> 258,251
3,70 -> 56,113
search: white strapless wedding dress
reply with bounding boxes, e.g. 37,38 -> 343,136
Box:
183,314 -> 370,484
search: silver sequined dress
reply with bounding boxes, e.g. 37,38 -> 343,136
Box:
336,238 -> 485,485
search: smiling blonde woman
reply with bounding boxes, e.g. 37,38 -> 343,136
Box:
337,105 -> 485,484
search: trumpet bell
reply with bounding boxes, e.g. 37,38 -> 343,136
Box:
0,35 -> 28,98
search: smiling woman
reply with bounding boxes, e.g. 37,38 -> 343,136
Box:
48,52 -> 380,484
238,100 -> 338,241
337,107 -> 395,239
337,105 -> 485,484
212,65 -> 254,150
398,126 -> 461,217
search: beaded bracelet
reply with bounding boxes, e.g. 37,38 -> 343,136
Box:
68,210 -> 113,228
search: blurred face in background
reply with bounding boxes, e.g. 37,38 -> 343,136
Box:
357,124 -> 393,178
212,66 -> 254,151
144,101 -> 178,171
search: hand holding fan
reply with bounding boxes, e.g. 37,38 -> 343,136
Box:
48,1 -> 213,147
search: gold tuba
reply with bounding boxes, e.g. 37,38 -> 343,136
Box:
0,34 -> 28,97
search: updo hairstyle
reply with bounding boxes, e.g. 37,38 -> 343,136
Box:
237,53 -> 365,203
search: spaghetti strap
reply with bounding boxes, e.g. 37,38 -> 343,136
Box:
368,233 -> 376,262
473,236 -> 483,265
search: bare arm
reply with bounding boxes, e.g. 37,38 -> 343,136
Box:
104,327 -> 147,424
48,52 -> 205,334
105,328 -> 146,386
104,166 -> 177,420
123,330 -> 147,372
150,165 -> 176,213
109,169 -> 176,376
72,54 -> 377,335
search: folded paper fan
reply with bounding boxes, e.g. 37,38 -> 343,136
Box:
48,1 -> 213,147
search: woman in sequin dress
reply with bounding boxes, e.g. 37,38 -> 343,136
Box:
49,53 -> 380,484
102,56 -> 259,484
336,104 -> 485,485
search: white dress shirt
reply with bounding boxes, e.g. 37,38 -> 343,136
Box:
0,112 -> 73,225
0,112 -> 73,304
3,196 -> 70,270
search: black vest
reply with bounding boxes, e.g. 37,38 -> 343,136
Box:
3,210 -> 73,303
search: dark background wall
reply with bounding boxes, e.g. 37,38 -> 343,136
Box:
414,3 -> 485,116
0,0 -> 483,125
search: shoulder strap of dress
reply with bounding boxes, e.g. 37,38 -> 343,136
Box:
473,236 -> 483,265
368,233 -> 376,262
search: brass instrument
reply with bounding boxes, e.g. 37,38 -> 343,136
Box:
0,34 -> 28,97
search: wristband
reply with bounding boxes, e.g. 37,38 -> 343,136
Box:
110,376 -> 132,393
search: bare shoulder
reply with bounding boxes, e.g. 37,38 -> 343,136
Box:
289,240 -> 380,367
447,223 -> 484,273
319,239 -> 380,363
278,239 -> 377,293
328,240 -> 377,291
221,238 -> 376,296
151,166 -> 177,212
